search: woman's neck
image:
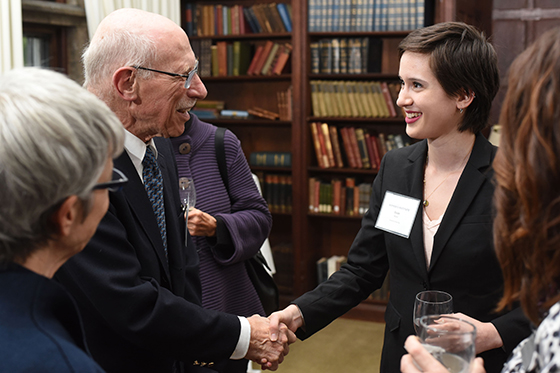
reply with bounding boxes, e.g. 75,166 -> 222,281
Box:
426,132 -> 476,172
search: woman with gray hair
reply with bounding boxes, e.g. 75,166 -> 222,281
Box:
0,67 -> 125,372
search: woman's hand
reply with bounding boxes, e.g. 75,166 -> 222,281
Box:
401,335 -> 486,373
187,208 -> 217,237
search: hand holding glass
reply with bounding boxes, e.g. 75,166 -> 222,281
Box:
414,290 -> 453,334
418,315 -> 476,373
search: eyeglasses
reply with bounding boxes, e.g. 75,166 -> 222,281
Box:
133,60 -> 199,89
92,168 -> 129,192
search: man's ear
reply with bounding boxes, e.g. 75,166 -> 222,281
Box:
52,196 -> 81,238
113,67 -> 138,101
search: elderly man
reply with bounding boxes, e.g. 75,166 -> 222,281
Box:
55,8 -> 293,373
0,67 -> 124,372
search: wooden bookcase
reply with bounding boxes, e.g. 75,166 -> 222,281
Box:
181,0 -> 492,322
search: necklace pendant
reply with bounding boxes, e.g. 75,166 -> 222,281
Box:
423,200 -> 429,207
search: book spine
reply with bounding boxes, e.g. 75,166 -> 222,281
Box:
380,81 -> 398,117
314,122 -> 331,168
272,43 -> 292,75
250,152 -> 292,167
347,127 -> 363,168
329,125 -> 345,168
276,3 -> 292,32
339,127 -> 357,168
261,43 -> 280,75
321,123 -> 336,168
311,123 -> 326,168
354,128 -> 371,168
253,40 -> 275,75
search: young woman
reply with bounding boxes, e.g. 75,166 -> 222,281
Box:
402,25 -> 560,373
269,22 -> 530,373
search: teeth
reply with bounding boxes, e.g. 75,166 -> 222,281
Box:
406,112 -> 421,118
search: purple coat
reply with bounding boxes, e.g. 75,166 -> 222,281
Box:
170,115 -> 272,316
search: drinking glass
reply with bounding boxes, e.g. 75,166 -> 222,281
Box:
414,290 -> 453,334
179,177 -> 196,211
418,315 -> 476,373
179,177 -> 196,246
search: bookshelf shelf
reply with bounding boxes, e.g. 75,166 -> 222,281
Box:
201,75 -> 292,82
309,31 -> 410,38
308,117 -> 404,123
308,212 -> 363,220
310,73 -> 400,80
211,119 -> 292,126
250,166 -> 292,172
191,32 -> 291,41
308,166 -> 378,176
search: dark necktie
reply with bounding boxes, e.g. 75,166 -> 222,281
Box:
143,145 -> 168,258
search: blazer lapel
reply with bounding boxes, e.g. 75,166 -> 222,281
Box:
405,141 -> 430,275
428,133 -> 494,271
114,152 -> 171,281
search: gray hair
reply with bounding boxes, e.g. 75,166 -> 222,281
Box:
82,29 -> 157,98
0,68 -> 124,263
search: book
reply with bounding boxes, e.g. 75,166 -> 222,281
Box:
210,45 -> 219,76
316,257 -> 328,284
226,43 -> 234,76
232,41 -> 251,76
276,3 -> 292,32
310,42 -> 320,74
314,122 -> 331,168
339,127 -> 357,168
354,127 -> 371,168
369,133 -> 382,168
252,40 -> 275,76
266,3 -> 286,33
347,127 -> 363,168
216,41 -> 228,76
220,109 -> 249,118
246,45 -> 264,75
248,107 -> 279,120
321,122 -> 336,168
364,132 -> 377,170
261,42 -> 280,75
271,43 -> 292,75
380,81 -> 398,117
243,6 -> 261,33
329,125 -> 345,168
250,152 -> 292,167
332,178 -> 342,214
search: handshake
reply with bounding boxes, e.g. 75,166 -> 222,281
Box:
245,305 -> 304,371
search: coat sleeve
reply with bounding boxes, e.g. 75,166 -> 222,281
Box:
211,129 -> 273,265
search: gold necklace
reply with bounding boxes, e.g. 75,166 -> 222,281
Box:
422,149 -> 472,208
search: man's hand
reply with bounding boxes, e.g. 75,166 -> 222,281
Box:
401,335 -> 486,373
452,312 -> 503,354
245,315 -> 296,371
187,208 -> 217,236
268,304 -> 304,342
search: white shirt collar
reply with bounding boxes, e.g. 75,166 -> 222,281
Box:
124,130 -> 157,181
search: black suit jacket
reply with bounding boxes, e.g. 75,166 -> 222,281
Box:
294,133 -> 531,372
56,137 -> 240,373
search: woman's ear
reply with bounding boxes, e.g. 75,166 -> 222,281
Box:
112,67 -> 138,101
457,89 -> 475,111
52,196 -> 81,238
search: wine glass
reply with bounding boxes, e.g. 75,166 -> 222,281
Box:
413,290 -> 453,334
179,177 -> 196,212
418,315 -> 476,373
179,177 -> 196,246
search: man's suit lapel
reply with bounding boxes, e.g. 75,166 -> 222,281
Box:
404,141 -> 430,276
429,133 -> 494,271
114,152 -> 172,281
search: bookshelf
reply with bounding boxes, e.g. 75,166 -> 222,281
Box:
181,0 -> 493,321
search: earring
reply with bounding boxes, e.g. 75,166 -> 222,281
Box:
460,108 -> 464,114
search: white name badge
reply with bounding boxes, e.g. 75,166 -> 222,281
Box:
375,191 -> 421,238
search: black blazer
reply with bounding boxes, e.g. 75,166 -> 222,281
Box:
294,133 -> 531,373
56,137 -> 240,373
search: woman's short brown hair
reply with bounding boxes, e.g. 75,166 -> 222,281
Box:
399,22 -> 499,134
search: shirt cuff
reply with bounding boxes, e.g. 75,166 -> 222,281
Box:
230,316 -> 250,360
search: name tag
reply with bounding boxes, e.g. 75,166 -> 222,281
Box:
375,191 -> 421,238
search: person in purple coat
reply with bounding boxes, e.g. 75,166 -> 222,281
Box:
171,113 -> 273,373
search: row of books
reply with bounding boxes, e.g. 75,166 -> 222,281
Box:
250,152 -> 292,167
316,255 -> 347,284
311,122 -> 409,169
190,86 -> 292,120
316,257 -> 389,300
311,37 -> 382,74
207,40 -> 292,77
310,177 -> 372,216
308,0 -> 429,32
311,80 -> 401,118
263,174 -> 292,214
185,3 -> 292,36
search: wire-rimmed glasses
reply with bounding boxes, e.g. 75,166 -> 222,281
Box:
133,60 -> 199,89
92,168 -> 128,192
